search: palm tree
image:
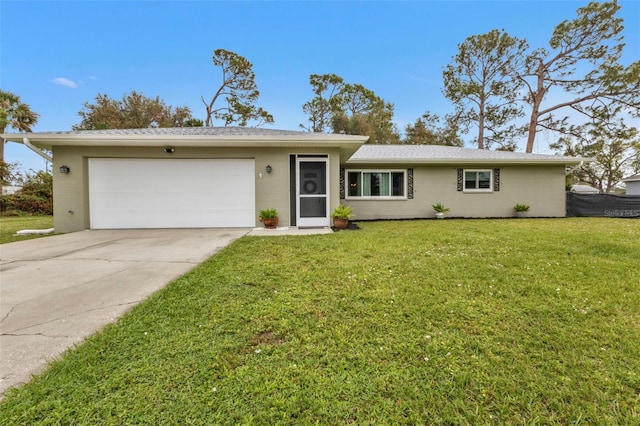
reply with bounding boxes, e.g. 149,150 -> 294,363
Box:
1,90 -> 40,162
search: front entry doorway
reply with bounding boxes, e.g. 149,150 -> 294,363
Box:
296,157 -> 329,227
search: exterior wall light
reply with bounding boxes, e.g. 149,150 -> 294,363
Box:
266,165 -> 272,173
164,147 -> 175,154
59,165 -> 70,174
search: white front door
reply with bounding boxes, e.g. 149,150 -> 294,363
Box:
296,157 -> 329,227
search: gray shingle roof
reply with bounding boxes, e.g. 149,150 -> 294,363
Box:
3,127 -> 367,158
348,144 -> 584,165
27,126 -> 318,137
622,173 -> 640,182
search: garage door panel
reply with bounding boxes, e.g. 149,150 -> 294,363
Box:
91,173 -> 255,193
98,209 -> 255,228
91,192 -> 255,211
89,159 -> 255,229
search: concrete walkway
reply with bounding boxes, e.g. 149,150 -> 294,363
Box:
246,226 -> 333,236
0,228 -> 249,395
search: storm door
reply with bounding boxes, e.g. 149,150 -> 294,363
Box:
296,157 -> 329,227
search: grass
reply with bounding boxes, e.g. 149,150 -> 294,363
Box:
0,215 -> 54,244
1,218 -> 639,424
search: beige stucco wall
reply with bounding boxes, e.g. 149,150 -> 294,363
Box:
52,145 -> 341,233
343,164 -> 567,220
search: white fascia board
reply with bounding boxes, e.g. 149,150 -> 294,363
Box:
2,133 -> 368,149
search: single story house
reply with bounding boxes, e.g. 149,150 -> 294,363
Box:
570,184 -> 600,194
3,127 -> 584,233
622,174 -> 640,196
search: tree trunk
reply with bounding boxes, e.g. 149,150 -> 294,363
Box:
525,113 -> 538,153
525,59 -> 546,154
478,98 -> 485,150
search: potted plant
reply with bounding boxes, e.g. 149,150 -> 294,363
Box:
514,203 -> 530,218
432,202 -> 450,219
259,208 -> 279,229
331,204 -> 354,229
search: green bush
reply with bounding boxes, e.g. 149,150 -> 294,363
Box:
7,193 -> 52,214
0,170 -> 53,215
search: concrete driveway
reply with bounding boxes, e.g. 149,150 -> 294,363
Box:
0,228 -> 249,395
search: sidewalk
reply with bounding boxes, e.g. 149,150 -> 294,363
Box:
246,226 -> 333,236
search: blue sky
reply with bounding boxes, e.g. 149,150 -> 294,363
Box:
2,0 -> 639,172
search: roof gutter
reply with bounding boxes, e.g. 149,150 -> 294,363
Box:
346,158 -> 586,166
22,137 -> 53,162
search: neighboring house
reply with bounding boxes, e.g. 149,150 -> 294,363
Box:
1,185 -> 22,195
2,127 -> 584,233
622,174 -> 640,196
570,184 -> 600,194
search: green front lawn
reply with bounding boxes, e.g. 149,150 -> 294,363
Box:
1,219 -> 639,424
0,215 -> 54,244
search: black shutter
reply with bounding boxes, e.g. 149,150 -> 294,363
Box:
408,168 -> 414,199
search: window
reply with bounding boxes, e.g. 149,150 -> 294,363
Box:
464,169 -> 493,192
347,170 -> 406,198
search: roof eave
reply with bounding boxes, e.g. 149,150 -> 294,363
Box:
2,133 -> 368,156
346,158 -> 589,165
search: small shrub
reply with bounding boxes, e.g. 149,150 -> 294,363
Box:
432,202 -> 450,213
331,204 -> 354,219
514,203 -> 531,212
259,208 -> 278,220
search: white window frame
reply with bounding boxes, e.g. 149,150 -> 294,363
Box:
345,170 -> 407,199
463,169 -> 493,193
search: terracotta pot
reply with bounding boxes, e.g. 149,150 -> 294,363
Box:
262,217 -> 279,229
333,218 -> 349,229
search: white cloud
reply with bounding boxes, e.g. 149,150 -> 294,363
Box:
51,77 -> 78,88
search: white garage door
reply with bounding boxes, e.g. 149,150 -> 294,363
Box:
89,158 -> 255,229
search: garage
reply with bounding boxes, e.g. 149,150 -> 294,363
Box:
88,158 -> 255,229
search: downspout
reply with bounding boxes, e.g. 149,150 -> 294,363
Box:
22,137 -> 53,163
565,158 -> 584,193
566,158 -> 584,175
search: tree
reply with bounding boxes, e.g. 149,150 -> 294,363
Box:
331,83 -> 400,144
443,29 -> 528,150
0,90 -> 39,162
183,118 -> 204,127
74,91 -> 194,130
300,73 -> 344,133
551,119 -> 640,193
0,160 -> 25,186
301,74 -> 400,143
403,112 -> 463,146
520,0 -> 640,153
202,49 -> 274,127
